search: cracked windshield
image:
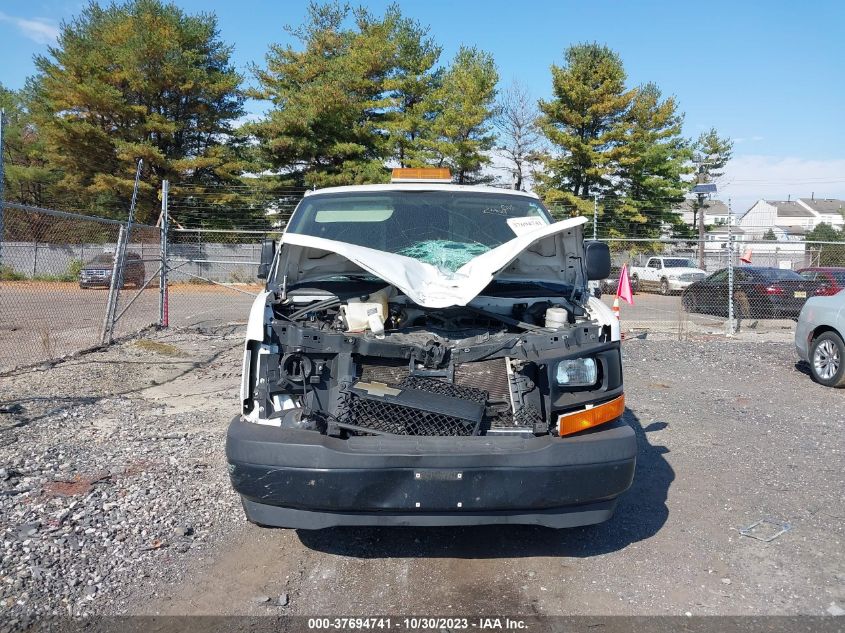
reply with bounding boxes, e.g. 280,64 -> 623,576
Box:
285,191 -> 551,272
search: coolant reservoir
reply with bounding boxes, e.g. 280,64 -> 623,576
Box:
544,307 -> 568,329
342,288 -> 391,333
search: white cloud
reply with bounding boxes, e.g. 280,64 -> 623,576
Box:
0,12 -> 59,45
718,154 -> 845,215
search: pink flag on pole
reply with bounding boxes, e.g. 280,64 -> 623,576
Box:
617,264 -> 634,305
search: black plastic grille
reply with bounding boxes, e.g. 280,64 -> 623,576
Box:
336,391 -> 479,437
398,376 -> 487,404
353,356 -> 534,432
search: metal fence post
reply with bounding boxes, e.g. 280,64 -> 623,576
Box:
727,198 -> 735,336
101,224 -> 127,344
103,159 -> 143,343
159,180 -> 169,327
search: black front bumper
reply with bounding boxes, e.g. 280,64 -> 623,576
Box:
226,416 -> 637,529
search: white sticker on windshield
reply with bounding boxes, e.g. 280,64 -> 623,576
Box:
506,216 -> 546,236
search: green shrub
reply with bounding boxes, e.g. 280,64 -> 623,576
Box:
0,265 -> 27,281
67,258 -> 84,279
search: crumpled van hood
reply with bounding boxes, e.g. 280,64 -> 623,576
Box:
280,216 -> 588,308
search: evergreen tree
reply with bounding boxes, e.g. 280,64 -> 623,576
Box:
424,47 -> 498,184
615,83 -> 693,237
690,128 -> 733,229
31,0 -> 244,222
252,5 -> 497,186
381,9 -> 442,168
693,127 -> 733,179
536,43 -> 635,215
806,223 -> 845,266
0,83 -> 57,206
251,2 -> 396,188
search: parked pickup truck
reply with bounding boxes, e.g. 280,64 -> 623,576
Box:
630,256 -> 706,295
226,168 -> 636,530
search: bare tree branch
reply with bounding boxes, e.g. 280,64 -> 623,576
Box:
493,80 -> 542,190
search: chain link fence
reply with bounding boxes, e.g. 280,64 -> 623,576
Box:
598,237 -> 845,337
159,183 -> 302,331
0,180 -> 304,373
164,228 -> 281,330
0,203 -> 162,373
157,187 -> 844,340
4,180 -> 844,374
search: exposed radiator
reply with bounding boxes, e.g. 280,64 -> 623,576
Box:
358,356 -> 510,401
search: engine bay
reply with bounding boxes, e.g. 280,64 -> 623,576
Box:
243,277 -> 615,439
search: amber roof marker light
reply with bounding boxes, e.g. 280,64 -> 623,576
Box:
390,168 -> 452,183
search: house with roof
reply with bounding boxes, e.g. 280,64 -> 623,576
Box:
738,197 -> 845,239
674,198 -> 734,227
703,224 -> 744,251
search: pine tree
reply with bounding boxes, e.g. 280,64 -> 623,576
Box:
0,83 -> 56,206
615,83 -> 693,237
31,0 -> 244,222
689,128 -> 733,231
536,43 -> 635,216
381,9 -> 442,168
424,47 -> 498,184
251,3 -> 396,188
693,128 -> 733,179
806,223 -> 845,266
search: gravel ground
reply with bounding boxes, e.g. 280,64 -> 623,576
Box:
1,329 -> 843,626
0,329 -> 243,629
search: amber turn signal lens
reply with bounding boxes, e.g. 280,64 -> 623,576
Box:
557,394 -> 625,436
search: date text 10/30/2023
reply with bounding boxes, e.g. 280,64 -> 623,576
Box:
307,617 -> 529,630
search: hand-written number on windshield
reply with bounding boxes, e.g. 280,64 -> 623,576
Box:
482,204 -> 514,216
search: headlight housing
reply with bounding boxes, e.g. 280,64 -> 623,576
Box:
555,358 -> 598,386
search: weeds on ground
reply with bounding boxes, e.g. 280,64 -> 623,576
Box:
134,339 -> 185,357
0,265 -> 27,281
1,259 -> 85,282
39,327 -> 57,360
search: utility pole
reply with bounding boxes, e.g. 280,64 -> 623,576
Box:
693,156 -> 715,270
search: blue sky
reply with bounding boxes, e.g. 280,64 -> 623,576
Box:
1,0 -> 843,211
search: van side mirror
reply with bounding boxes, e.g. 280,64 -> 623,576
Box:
257,239 -> 276,280
584,241 -> 611,280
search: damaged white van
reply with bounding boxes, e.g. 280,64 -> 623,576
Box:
226,169 -> 636,529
